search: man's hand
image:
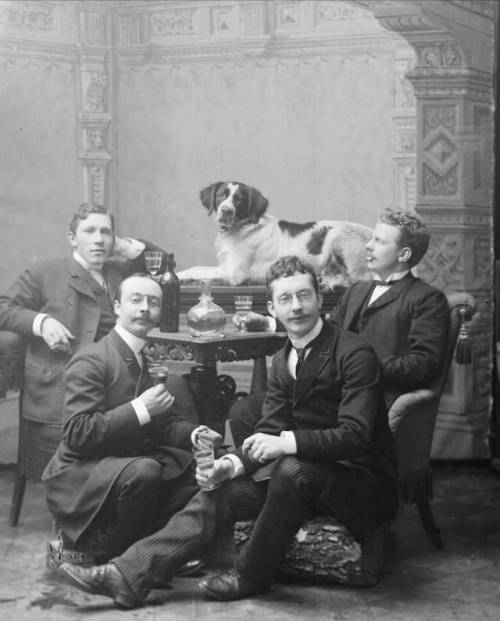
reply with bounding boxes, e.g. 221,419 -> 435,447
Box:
242,433 -> 287,463
192,426 -> 223,450
195,457 -> 233,489
140,384 -> 175,419
231,311 -> 272,332
40,317 -> 74,354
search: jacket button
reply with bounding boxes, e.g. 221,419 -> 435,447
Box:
67,298 -> 74,305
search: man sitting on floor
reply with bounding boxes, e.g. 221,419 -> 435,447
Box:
43,274 -> 217,575
56,255 -> 397,609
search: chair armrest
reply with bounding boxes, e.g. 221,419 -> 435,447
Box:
0,330 -> 26,395
389,389 -> 441,477
388,388 -> 436,434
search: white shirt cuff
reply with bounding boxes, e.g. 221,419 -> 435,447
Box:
113,236 -> 145,260
33,313 -> 49,337
132,397 -> 151,425
280,430 -> 297,455
220,454 -> 245,478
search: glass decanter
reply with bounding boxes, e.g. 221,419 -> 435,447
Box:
186,280 -> 226,338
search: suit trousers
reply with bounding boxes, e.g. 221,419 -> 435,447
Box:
74,458 -> 198,561
112,455 -> 384,598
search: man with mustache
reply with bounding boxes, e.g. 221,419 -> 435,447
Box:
229,207 -> 450,446
43,274 -> 212,575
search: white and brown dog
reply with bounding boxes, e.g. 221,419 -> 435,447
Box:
177,181 -> 372,290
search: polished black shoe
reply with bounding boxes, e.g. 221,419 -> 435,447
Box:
198,569 -> 265,601
176,558 -> 205,578
57,562 -> 142,609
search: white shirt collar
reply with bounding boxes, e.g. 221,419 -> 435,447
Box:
289,317 -> 323,351
73,250 -> 103,274
372,269 -> 409,284
114,324 -> 147,358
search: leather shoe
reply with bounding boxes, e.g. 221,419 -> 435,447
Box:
198,569 -> 265,601
58,562 -> 142,609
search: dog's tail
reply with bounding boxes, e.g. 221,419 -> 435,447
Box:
320,224 -> 372,290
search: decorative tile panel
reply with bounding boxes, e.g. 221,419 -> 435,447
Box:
0,0 -> 55,31
151,8 -> 196,36
423,104 -> 457,137
423,162 -> 458,196
419,233 -> 464,290
210,5 -> 237,36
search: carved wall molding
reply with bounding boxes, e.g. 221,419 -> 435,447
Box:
0,0 -> 56,31
0,39 -> 77,65
449,1 -> 495,19
416,206 -> 491,227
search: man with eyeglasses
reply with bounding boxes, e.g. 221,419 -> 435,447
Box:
56,255 -> 396,608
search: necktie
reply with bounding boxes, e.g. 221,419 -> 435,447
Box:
372,280 -> 394,287
295,347 -> 306,376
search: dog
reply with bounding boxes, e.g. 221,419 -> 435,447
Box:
177,181 -> 372,290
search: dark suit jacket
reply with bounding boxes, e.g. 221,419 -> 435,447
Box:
42,329 -> 198,543
0,252 -> 152,425
235,321 -> 397,533
330,274 -> 450,408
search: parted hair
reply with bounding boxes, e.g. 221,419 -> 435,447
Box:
68,203 -> 115,234
379,207 -> 430,268
266,255 -> 319,296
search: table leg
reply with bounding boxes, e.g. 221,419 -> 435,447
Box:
186,364 -> 232,437
250,356 -> 268,394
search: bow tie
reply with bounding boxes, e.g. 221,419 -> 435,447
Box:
372,280 -> 394,287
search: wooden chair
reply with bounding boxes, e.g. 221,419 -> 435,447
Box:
388,291 -> 476,549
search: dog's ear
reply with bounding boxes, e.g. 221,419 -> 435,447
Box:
200,182 -> 223,216
247,187 -> 269,224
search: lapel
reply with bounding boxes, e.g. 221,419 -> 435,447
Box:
105,264 -> 122,304
342,282 -> 373,329
67,256 -> 99,300
365,272 -> 415,311
293,322 -> 332,406
109,328 -> 141,381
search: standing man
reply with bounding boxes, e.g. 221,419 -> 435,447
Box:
43,273 -> 205,567
0,203 -> 171,468
229,207 -> 450,445
57,256 -> 397,609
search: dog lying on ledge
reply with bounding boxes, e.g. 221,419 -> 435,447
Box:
177,181 -> 372,290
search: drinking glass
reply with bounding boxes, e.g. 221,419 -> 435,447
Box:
234,295 -> 253,331
144,251 -> 163,277
193,440 -> 218,492
147,361 -> 169,385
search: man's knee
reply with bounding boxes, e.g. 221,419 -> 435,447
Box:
115,458 -> 163,497
229,393 -> 265,447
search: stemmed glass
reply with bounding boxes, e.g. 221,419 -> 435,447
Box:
144,251 -> 163,279
234,295 -> 253,331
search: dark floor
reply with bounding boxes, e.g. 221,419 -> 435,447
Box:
0,464 -> 499,620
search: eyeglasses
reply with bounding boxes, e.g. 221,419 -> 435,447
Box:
275,290 -> 315,307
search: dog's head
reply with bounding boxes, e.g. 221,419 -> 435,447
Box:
199,182 -> 269,231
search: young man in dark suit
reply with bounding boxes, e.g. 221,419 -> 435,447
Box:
330,207 -> 449,410
57,256 -> 396,609
0,203 -> 162,464
43,274 -> 210,569
229,208 -> 450,445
